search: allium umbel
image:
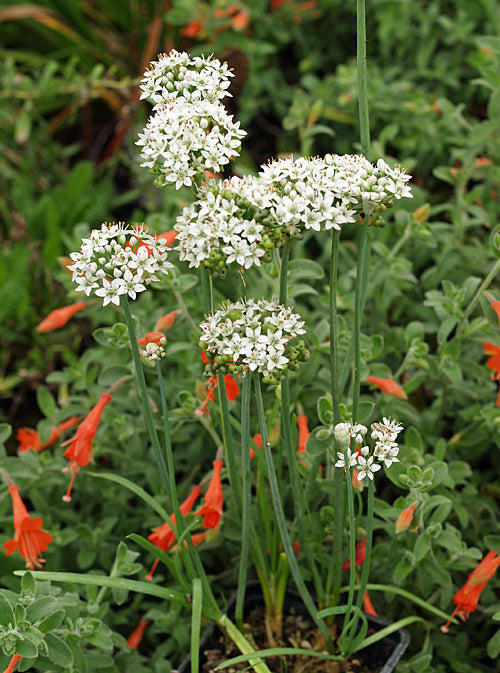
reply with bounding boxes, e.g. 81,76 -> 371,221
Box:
137,51 -> 245,188
334,418 -> 403,480
199,298 -> 308,383
68,223 -> 173,306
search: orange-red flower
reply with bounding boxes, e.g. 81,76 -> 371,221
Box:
61,393 -> 112,502
3,654 -> 21,673
147,485 -> 202,580
3,484 -> 53,570
396,503 -> 417,533
17,416 -> 81,453
352,469 -> 364,492
196,373 -> 239,415
362,590 -> 378,616
37,300 -> 87,332
367,376 -> 407,399
482,342 -> 500,406
127,618 -> 150,648
296,414 -> 310,454
154,310 -> 180,332
194,460 -> 224,530
156,230 -> 177,246
442,551 -> 500,632
137,331 -> 166,346
180,20 -> 203,38
342,536 -> 366,571
490,300 -> 500,324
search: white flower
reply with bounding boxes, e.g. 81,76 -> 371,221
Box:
356,455 -> 381,481
69,223 -> 173,306
199,298 -> 307,381
335,447 -> 358,469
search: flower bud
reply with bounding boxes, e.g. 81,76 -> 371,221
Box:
396,503 -> 417,533
334,423 -> 351,449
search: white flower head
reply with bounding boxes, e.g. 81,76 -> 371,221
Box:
68,223 -> 173,306
199,298 -> 307,383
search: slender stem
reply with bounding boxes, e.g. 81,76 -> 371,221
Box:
156,361 -> 181,530
173,290 -> 200,336
329,230 -> 341,425
279,239 -> 291,305
254,375 -> 333,650
355,478 -> 374,614
122,298 -> 171,502
352,217 -> 371,422
457,257 -> 500,338
357,0 -> 370,159
235,374 -> 252,628
218,614 -> 273,673
338,448 -> 357,653
217,372 -> 241,515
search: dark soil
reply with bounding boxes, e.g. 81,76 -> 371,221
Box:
201,605 -> 392,673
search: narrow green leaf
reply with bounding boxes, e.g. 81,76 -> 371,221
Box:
191,579 -> 202,673
87,472 -> 170,520
216,648 -> 344,669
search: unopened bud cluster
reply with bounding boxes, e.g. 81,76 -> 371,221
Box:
334,417 -> 404,481
137,50 -> 246,189
68,223 -> 172,307
199,299 -> 308,383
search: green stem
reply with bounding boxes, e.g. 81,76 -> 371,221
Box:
357,0 -> 371,159
217,372 -> 240,515
279,239 -> 291,305
254,375 -> 333,650
122,298 -> 171,502
352,218 -> 371,422
457,257 -> 500,339
338,448 -> 357,653
218,614 -> 273,673
355,478 -> 374,614
235,374 -> 252,628
173,289 -> 200,336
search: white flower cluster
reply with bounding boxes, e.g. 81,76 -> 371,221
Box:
68,223 -> 173,307
199,298 -> 308,382
136,50 -> 246,189
141,338 -> 167,362
334,417 -> 404,480
259,154 -> 412,233
175,176 -> 285,276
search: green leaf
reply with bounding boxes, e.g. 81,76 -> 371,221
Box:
45,633 -> 74,667
483,535 -> 500,553
0,593 -> 15,628
87,631 -> 113,650
66,638 -> 87,673
87,472 -> 169,521
37,610 -> 65,634
316,394 -> 333,425
414,533 -> 432,561
487,629 -> 500,659
0,423 -> 12,445
111,587 -> 129,605
16,637 -> 38,659
26,598 -> 58,624
36,386 -> 57,418
21,572 -> 35,597
92,323 -> 129,349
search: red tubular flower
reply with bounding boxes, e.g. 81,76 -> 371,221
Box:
17,416 -> 81,453
37,300 -> 87,332
483,342 -> 500,406
180,21 -> 203,38
137,331 -> 166,346
154,310 -> 180,332
367,376 -> 407,399
156,230 -> 177,246
177,531 -> 209,552
147,485 -> 202,580
442,551 -> 500,632
490,299 -> 500,323
352,470 -> 364,492
194,460 -> 224,530
296,414 -> 310,454
127,618 -> 150,648
362,591 -> 378,616
3,654 -> 21,673
396,503 -> 417,533
61,393 -> 112,502
196,374 -> 239,415
342,536 -> 366,571
3,485 -> 53,570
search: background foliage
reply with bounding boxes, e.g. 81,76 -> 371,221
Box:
1,1 -> 500,672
